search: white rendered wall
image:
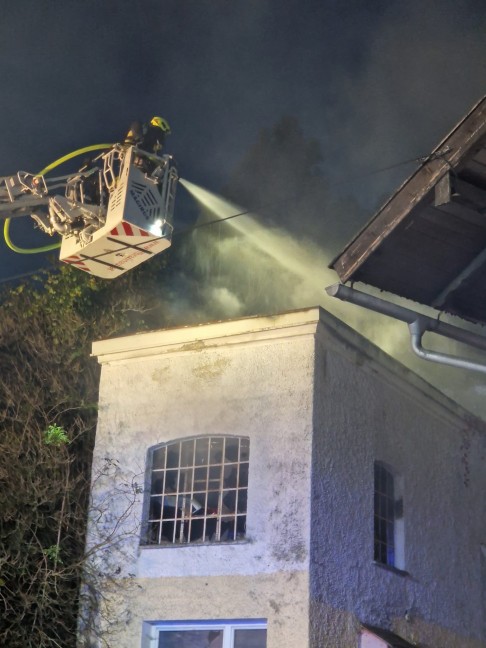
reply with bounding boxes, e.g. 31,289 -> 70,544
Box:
87,308 -> 486,648
88,310 -> 318,648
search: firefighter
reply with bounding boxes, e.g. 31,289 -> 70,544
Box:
78,156 -> 102,205
142,116 -> 171,154
124,116 -> 171,154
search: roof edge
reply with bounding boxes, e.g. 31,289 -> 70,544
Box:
92,306 -> 484,430
92,307 -> 321,363
331,94 -> 486,283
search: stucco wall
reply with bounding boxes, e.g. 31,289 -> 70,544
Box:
310,327 -> 486,648
87,308 -> 486,648
87,312 -> 317,647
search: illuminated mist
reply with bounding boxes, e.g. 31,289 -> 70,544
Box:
179,178 -> 486,419
180,178 -> 333,301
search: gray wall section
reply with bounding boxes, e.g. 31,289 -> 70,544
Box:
310,329 -> 486,648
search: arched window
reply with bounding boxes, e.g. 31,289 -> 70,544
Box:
374,461 -> 404,569
143,436 -> 249,545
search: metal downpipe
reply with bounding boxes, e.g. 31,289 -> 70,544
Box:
408,319 -> 486,374
326,283 -> 486,374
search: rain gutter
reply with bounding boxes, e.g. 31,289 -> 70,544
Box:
326,283 -> 486,374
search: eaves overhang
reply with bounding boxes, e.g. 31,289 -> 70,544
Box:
331,95 -> 486,325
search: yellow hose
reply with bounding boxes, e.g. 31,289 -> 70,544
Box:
4,143 -> 114,254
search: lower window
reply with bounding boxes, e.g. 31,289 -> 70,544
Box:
373,461 -> 404,570
142,619 -> 267,648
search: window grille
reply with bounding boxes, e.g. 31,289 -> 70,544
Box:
144,436 -> 249,545
374,461 -> 397,567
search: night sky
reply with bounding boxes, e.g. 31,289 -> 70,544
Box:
2,0 -> 486,412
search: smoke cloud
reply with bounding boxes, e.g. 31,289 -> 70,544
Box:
176,178 -> 486,420
1,1 -> 486,416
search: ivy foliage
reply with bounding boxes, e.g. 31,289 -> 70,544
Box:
0,255 -> 172,647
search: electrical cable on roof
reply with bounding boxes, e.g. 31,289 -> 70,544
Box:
332,145 -> 453,186
173,207 -> 254,238
172,146 -> 455,238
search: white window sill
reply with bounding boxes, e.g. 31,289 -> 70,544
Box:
140,539 -> 251,550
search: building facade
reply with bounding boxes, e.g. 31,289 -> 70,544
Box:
84,307 -> 486,648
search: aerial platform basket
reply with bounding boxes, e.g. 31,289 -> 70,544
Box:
60,146 -> 178,279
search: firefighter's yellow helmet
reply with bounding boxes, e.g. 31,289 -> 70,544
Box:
150,116 -> 171,133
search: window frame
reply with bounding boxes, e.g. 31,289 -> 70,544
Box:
142,618 -> 267,648
142,435 -> 249,547
373,460 -> 405,571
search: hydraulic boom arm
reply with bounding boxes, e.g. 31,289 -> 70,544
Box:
0,144 -> 178,278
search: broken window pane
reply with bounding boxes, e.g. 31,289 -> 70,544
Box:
144,436 -> 249,545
